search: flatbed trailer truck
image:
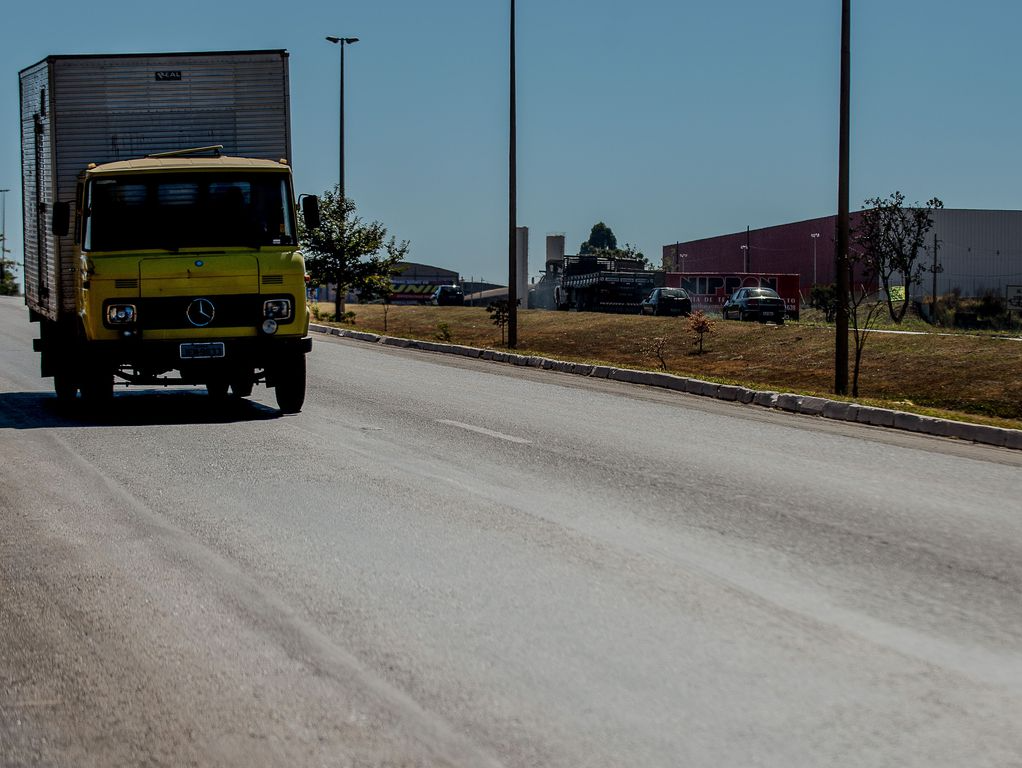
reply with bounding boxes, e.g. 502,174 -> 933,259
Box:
553,255 -> 661,313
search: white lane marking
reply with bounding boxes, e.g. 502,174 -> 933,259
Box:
436,419 -> 532,445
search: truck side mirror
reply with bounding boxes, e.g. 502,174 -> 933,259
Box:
301,195 -> 320,231
52,201 -> 71,237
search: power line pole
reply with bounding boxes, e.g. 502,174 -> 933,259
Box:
835,0 -> 851,395
507,0 -> 518,348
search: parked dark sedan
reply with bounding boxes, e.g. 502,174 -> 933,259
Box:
721,287 -> 786,323
640,288 -> 692,317
430,285 -> 465,306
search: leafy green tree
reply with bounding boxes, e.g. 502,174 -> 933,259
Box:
579,222 -> 617,255
0,268 -> 19,296
0,239 -> 18,296
853,191 -> 943,323
300,187 -> 409,319
577,222 -> 652,268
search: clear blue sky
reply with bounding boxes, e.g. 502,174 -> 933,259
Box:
2,0 -> 1021,284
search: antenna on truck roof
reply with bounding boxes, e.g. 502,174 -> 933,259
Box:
147,145 -> 224,159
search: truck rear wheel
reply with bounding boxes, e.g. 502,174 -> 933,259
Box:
273,355 -> 306,414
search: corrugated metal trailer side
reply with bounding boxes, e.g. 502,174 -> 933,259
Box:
19,60 -> 57,319
19,50 -> 291,321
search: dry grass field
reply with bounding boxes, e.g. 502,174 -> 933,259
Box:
314,303 -> 1022,430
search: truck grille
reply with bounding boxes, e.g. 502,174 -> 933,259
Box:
261,274 -> 284,285
136,293 -> 294,330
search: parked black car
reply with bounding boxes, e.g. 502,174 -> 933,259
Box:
721,287 -> 786,323
431,285 -> 465,306
639,288 -> 692,317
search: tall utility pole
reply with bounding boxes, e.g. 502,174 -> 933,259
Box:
835,0 -> 851,395
507,0 -> 518,348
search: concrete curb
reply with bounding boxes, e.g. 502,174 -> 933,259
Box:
310,324 -> 1021,451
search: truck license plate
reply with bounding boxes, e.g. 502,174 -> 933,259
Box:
179,342 -> 225,359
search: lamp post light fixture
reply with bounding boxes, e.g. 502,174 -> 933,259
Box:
740,244 -> 749,272
810,232 -> 820,286
679,253 -> 688,273
325,35 -> 359,202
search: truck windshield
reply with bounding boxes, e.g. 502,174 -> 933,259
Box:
84,172 -> 296,251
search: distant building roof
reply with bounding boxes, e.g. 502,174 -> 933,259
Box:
394,261 -> 459,282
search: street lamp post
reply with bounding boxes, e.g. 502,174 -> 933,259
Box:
679,253 -> 688,273
325,36 -> 359,202
326,35 -> 359,318
810,232 -> 820,286
740,244 -> 749,272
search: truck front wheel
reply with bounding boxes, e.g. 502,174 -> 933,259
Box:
80,367 -> 113,404
53,371 -> 78,404
272,355 -> 306,414
230,369 -> 255,398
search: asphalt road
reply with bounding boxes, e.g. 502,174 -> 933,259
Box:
2,294 -> 1022,767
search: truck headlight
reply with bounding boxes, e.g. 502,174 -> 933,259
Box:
263,299 -> 292,321
261,318 -> 278,335
106,304 -> 136,324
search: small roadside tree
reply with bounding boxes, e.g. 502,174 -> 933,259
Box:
847,281 -> 887,398
809,284 -> 839,322
487,300 -> 511,346
842,239 -> 889,397
642,335 -> 670,371
854,191 -> 943,323
688,310 -> 714,354
300,187 -> 409,321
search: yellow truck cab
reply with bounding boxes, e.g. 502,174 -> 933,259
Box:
51,148 -> 313,411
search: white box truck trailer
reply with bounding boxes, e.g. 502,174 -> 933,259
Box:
19,50 -> 319,412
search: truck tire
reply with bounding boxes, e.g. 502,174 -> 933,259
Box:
80,367 -> 113,405
273,355 -> 306,414
230,377 -> 254,398
206,379 -> 229,400
53,371 -> 78,404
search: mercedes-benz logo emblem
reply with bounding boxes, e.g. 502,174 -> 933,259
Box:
186,298 -> 216,327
